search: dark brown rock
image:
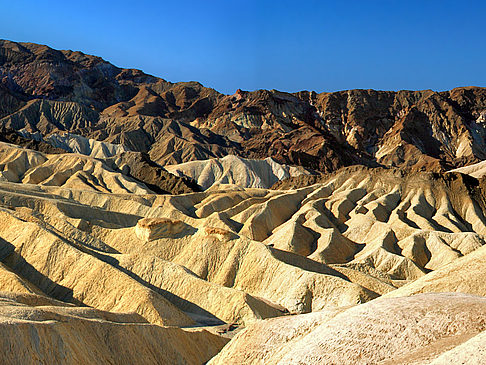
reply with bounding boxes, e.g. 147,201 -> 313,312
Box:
105,152 -> 200,194
1,39 -> 485,174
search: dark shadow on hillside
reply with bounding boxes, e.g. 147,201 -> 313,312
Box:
0,237 -> 81,305
269,246 -> 350,281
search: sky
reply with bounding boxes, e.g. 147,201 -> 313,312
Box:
1,0 -> 485,94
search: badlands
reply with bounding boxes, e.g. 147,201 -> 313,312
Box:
0,39 -> 486,364
0,142 -> 486,363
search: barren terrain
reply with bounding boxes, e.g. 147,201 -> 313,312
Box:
1,40 -> 486,364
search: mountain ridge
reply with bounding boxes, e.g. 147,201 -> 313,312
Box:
1,39 -> 485,174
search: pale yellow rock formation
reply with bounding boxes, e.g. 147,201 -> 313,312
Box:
383,243 -> 486,299
0,149 -> 485,362
0,210 -> 194,327
0,142 -> 152,193
450,159 -> 486,178
165,155 -> 313,190
209,293 -> 486,364
135,217 -> 187,241
0,292 -> 227,365
0,262 -> 44,295
116,252 -> 286,325
427,330 -> 486,364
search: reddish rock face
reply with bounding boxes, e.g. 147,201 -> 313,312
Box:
1,39 -> 486,173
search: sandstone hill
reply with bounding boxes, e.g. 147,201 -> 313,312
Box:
0,156 -> 485,362
0,141 -> 197,194
1,40 -> 485,174
165,155 -> 314,189
209,293 -> 486,364
0,291 -> 227,365
2,38 -> 486,364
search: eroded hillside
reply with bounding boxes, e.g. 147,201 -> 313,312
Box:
1,40 -> 485,173
2,39 -> 486,364
0,144 -> 485,362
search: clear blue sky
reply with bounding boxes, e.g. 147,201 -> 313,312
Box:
1,0 -> 485,94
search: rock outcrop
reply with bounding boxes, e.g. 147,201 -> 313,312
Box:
0,141 -> 198,194
209,293 -> 486,364
0,292 -> 227,365
2,38 -> 486,363
165,155 -> 314,190
1,40 -> 486,174
0,151 -> 484,361
0,163 -> 485,328
450,159 -> 486,178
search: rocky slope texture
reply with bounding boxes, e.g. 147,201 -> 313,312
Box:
165,155 -> 313,189
450,159 -> 486,179
0,141 -> 198,194
1,39 -> 485,174
18,130 -> 128,158
0,292 -> 227,365
210,293 -> 486,364
2,39 -> 486,363
0,156 -> 485,361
